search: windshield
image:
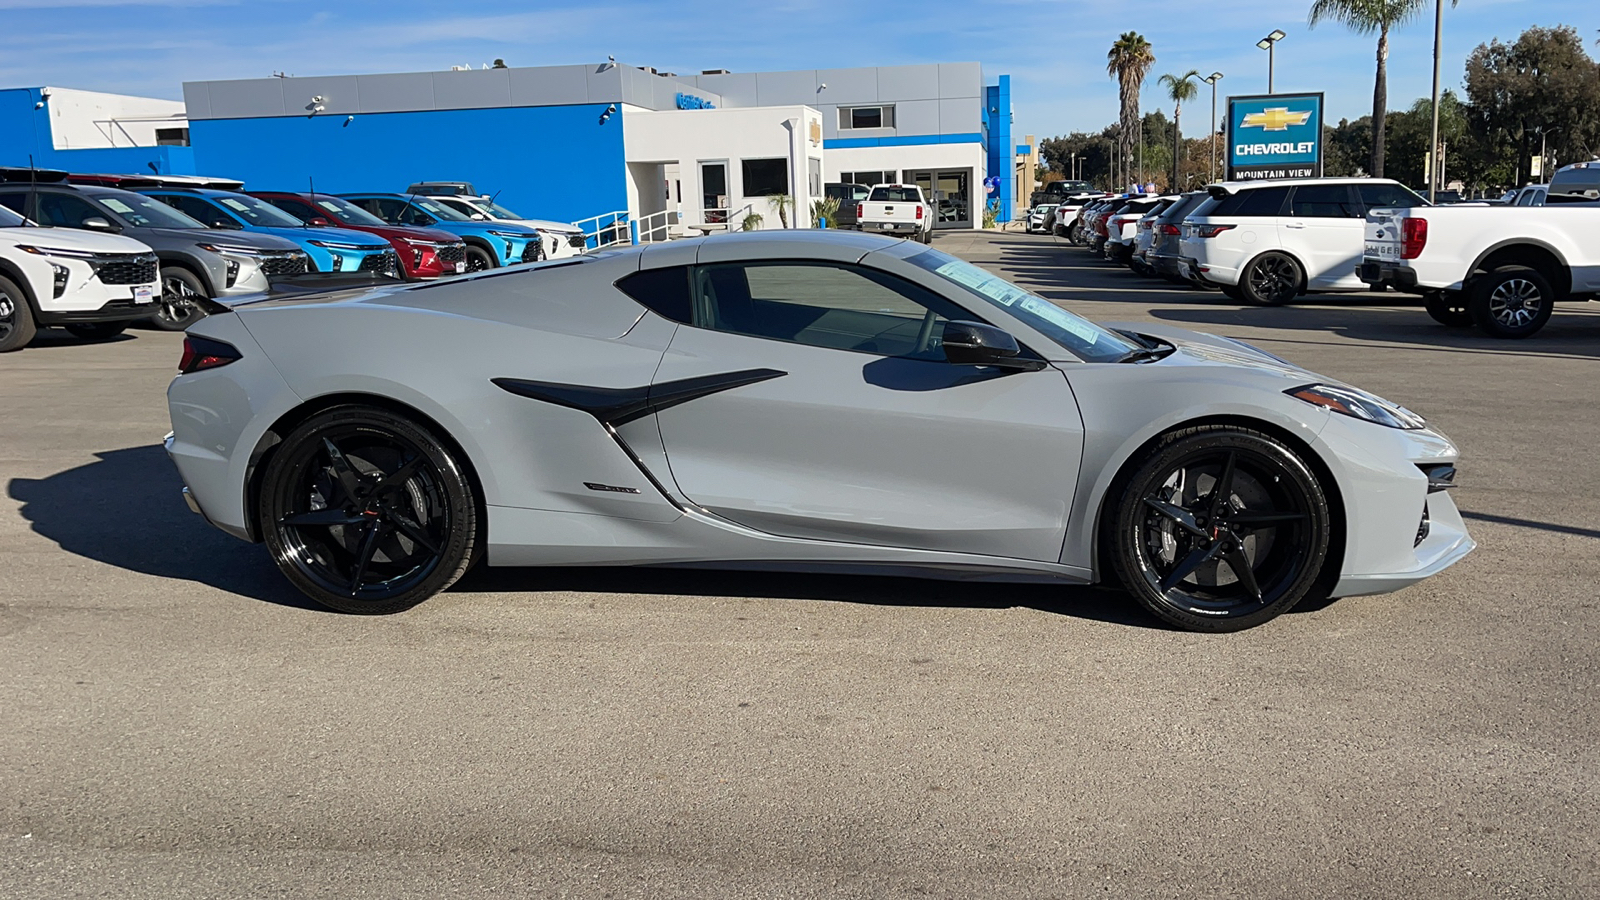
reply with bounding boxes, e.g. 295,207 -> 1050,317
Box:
411,197 -> 472,221
212,194 -> 306,227
96,193 -> 205,228
0,205 -> 26,227
905,249 -> 1139,363
311,196 -> 388,227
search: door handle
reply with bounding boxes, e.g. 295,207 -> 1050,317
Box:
1285,221 -> 1306,229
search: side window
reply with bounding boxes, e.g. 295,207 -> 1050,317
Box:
616,266 -> 693,324
1230,187 -> 1290,217
1288,184 -> 1359,218
36,193 -> 106,228
1357,183 -> 1424,211
0,192 -> 25,215
399,204 -> 436,227
691,262 -> 973,361
265,197 -> 319,222
354,198 -> 402,223
164,195 -> 228,226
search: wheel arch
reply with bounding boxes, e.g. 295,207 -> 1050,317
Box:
0,258 -> 43,316
1088,413 -> 1347,596
241,391 -> 489,544
1468,240 -> 1571,298
156,254 -> 219,296
459,236 -> 501,266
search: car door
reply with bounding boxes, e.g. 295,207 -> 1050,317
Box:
1285,183 -> 1365,289
648,259 -> 1084,562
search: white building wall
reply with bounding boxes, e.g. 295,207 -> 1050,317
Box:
45,87 -> 186,150
623,105 -> 823,231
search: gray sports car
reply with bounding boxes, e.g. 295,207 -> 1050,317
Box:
166,231 -> 1473,631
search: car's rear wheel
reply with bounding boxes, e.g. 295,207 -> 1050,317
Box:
1219,283 -> 1247,302
0,276 -> 37,353
1422,290 -> 1472,327
1468,265 -> 1554,339
258,405 -> 479,614
464,246 -> 496,273
64,321 -> 129,340
154,266 -> 209,331
1240,252 -> 1302,305
1109,427 -> 1331,632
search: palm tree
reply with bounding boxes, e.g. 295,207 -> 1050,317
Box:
1309,0 -> 1447,178
1107,32 -> 1156,189
1158,70 -> 1201,190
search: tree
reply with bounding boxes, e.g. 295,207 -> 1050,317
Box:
1158,70 -> 1201,191
1107,32 -> 1155,189
1308,0 -> 1439,178
1465,26 -> 1600,186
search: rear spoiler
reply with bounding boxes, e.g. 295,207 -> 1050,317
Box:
0,166 -> 69,183
69,173 -> 245,190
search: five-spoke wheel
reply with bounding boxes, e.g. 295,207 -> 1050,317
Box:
1110,427 -> 1331,631
259,406 -> 479,614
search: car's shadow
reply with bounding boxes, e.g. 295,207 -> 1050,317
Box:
8,444 -> 1175,629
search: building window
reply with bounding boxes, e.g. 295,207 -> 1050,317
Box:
838,106 -> 895,130
155,127 -> 190,147
842,171 -> 896,187
741,158 -> 788,197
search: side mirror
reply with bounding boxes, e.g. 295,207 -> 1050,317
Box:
941,321 -> 1047,371
414,215 -> 436,226
212,218 -> 242,230
307,216 -> 331,226
81,216 -> 119,233
471,213 -> 489,220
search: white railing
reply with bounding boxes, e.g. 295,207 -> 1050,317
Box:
573,210 -> 631,251
634,208 -> 679,243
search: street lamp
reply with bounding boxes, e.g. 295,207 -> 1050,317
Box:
1539,127 -> 1563,184
1202,72 -> 1224,184
1257,30 -> 1286,94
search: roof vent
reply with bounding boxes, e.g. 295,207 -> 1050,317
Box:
701,69 -> 731,75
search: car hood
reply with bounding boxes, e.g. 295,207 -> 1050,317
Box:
140,227 -> 301,251
0,226 -> 152,254
255,225 -> 390,249
493,217 -> 582,234
339,224 -> 462,244
1104,321 -> 1319,383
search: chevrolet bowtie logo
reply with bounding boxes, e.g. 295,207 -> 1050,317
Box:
1242,107 -> 1312,131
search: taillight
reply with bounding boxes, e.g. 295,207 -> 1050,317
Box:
1194,224 -> 1236,238
1400,217 -> 1428,259
1161,224 -> 1181,235
856,203 -> 864,219
179,335 -> 241,374
916,205 -> 923,220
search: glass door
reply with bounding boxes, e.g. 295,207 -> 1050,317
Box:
700,161 -> 728,224
906,169 -> 971,229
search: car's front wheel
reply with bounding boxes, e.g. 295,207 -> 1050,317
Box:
0,275 -> 37,352
154,267 -> 209,331
1108,427 -> 1331,632
1240,252 -> 1302,305
258,405 -> 480,614
464,246 -> 496,273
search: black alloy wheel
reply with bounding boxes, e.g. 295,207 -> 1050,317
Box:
1422,290 -> 1472,327
63,321 -> 129,340
1109,427 -> 1331,632
1240,252 -> 1303,306
1468,265 -> 1554,339
154,267 -> 209,331
0,275 -> 37,353
464,246 -> 495,273
258,406 -> 479,614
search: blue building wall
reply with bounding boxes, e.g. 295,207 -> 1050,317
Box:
984,76 -> 1013,223
189,104 -> 628,224
0,87 -> 196,175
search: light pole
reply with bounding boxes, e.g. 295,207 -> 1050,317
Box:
1539,127 -> 1562,184
1427,0 -> 1443,202
1203,72 -> 1224,184
1257,30 -> 1286,94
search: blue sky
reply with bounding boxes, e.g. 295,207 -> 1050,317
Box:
2,0 -> 1595,138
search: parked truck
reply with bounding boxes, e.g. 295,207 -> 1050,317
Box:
855,184 -> 934,244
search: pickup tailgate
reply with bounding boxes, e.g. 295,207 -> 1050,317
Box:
859,200 -> 924,233
1363,207 -> 1410,263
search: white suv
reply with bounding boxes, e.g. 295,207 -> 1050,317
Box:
0,203 -> 162,351
1178,178 -> 1426,304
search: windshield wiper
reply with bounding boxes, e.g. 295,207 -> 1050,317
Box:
1113,330 -> 1175,363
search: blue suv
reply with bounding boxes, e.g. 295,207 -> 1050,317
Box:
142,189 -> 398,275
339,193 -> 542,272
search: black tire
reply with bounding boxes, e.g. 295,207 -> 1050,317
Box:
1467,265 -> 1555,339
1239,252 -> 1303,306
154,266 -> 209,331
258,405 -> 480,614
0,275 -> 37,352
1219,283 -> 1247,302
464,245 -> 496,273
1422,290 -> 1472,327
1107,427 -> 1331,632
64,321 -> 129,340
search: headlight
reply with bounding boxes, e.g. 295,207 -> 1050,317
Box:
15,244 -> 97,259
485,229 -> 532,238
197,242 -> 264,256
1289,383 -> 1426,430
306,239 -> 385,251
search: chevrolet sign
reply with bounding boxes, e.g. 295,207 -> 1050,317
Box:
1227,93 -> 1324,181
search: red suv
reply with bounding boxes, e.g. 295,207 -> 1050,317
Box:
249,192 -> 466,281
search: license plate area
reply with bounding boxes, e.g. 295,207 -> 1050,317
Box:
133,286 -> 153,304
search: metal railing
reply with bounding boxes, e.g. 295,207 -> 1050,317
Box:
634,208 -> 679,244
573,210 -> 631,251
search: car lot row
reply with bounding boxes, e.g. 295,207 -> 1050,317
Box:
0,169 -> 589,352
1024,160 -> 1600,339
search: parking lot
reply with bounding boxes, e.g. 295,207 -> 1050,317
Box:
3,231 -> 1598,898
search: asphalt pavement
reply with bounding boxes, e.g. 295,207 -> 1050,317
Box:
2,232 -> 1597,898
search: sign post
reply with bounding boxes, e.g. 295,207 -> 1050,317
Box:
1225,92 -> 1324,182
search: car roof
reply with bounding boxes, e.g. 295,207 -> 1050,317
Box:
1208,177 -> 1398,194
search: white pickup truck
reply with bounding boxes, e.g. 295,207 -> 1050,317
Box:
854,184 -> 933,244
1359,203 -> 1600,338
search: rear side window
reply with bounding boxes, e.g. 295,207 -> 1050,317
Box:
1210,187 -> 1289,217
617,266 -> 692,324
1289,184 -> 1359,218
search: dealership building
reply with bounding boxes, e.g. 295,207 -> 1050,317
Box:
0,61 -> 1029,235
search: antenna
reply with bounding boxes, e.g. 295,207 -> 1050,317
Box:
308,175 -> 317,228
26,154 -> 39,228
